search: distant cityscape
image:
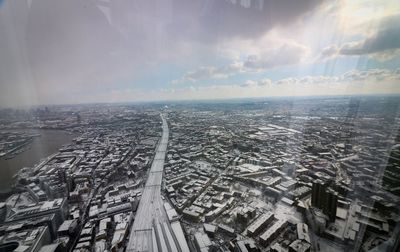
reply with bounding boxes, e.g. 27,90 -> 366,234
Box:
0,96 -> 399,252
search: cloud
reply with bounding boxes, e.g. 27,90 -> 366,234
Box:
172,62 -> 243,84
241,79 -> 272,87
159,68 -> 400,100
321,45 -> 339,58
170,0 -> 325,41
0,0 -> 326,106
55,68 -> 400,103
222,69 -> 400,97
321,14 -> 400,60
272,68 -> 400,86
341,68 -> 400,82
258,79 -> 273,86
340,15 -> 400,55
240,80 -> 258,88
172,42 -> 309,83
243,42 -> 309,70
3,0 -> 400,106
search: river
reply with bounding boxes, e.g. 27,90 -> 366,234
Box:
0,129 -> 77,193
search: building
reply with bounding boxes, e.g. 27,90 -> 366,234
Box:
311,180 -> 326,208
296,223 -> 311,243
246,212 -> 274,237
234,239 -> 260,252
259,219 -> 288,246
0,226 -> 51,252
194,232 -> 212,252
311,180 -> 337,222
324,188 -> 338,222
289,239 -> 311,252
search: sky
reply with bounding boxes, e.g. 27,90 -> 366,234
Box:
0,0 -> 400,107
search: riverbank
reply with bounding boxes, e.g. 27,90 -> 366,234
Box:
0,129 -> 77,193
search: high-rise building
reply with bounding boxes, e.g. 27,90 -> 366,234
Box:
311,180 -> 338,222
324,188 -> 338,222
311,180 -> 326,208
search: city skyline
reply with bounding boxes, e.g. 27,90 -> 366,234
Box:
1,0 -> 400,107
0,97 -> 399,251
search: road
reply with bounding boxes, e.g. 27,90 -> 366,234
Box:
126,114 -> 170,252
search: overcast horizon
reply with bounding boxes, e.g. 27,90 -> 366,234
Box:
1,0 -> 400,107
3,93 -> 400,110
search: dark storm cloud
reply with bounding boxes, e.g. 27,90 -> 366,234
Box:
340,15 -> 400,56
167,0 -> 325,40
0,0 -> 325,106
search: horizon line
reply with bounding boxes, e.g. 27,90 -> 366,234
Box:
2,92 -> 400,109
